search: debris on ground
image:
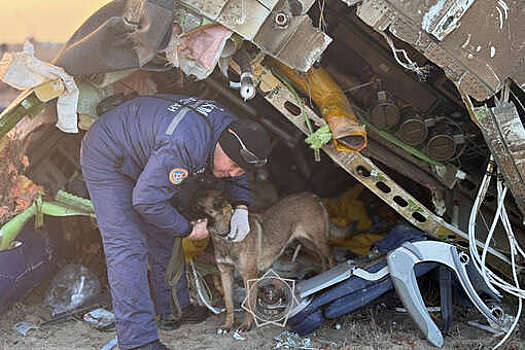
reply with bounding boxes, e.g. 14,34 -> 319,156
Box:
44,264 -> 101,316
273,331 -> 312,349
13,321 -> 39,336
100,336 -> 118,350
232,330 -> 246,341
82,308 -> 115,330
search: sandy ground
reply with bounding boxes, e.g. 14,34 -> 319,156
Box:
0,239 -> 524,350
1,287 -> 524,350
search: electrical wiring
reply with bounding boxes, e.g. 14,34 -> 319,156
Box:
468,159 -> 502,294
468,156 -> 525,348
189,260 -> 244,315
480,186 -> 507,273
468,173 -> 519,298
498,183 -> 525,260
469,173 -> 523,298
189,259 -> 222,315
493,179 -> 523,349
380,31 -> 430,80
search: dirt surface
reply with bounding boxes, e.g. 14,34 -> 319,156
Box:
1,248 -> 524,350
1,289 -> 524,350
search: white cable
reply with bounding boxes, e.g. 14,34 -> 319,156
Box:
380,31 -> 430,80
480,186 -> 507,278
468,170 -> 512,292
493,179 -> 522,349
190,259 -> 222,315
467,158 -> 525,348
498,180 -> 525,260
480,183 -> 525,299
468,158 -> 500,295
468,173 -> 520,299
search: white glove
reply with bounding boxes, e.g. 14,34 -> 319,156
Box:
227,208 -> 250,242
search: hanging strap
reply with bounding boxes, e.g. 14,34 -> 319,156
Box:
166,236 -> 185,318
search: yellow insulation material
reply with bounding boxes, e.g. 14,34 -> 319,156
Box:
323,184 -> 372,229
324,184 -> 385,256
278,63 -> 367,152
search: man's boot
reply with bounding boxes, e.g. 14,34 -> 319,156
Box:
133,339 -> 173,350
158,313 -> 180,331
158,304 -> 210,330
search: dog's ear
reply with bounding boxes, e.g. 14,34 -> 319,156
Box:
212,194 -> 230,211
221,203 -> 234,217
192,197 -> 203,214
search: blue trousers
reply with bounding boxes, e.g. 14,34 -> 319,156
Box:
80,144 -> 189,349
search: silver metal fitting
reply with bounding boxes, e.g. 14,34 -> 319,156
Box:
274,11 -> 290,29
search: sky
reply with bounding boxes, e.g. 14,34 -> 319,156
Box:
0,0 -> 112,43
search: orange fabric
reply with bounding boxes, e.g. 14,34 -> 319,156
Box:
278,63 -> 367,152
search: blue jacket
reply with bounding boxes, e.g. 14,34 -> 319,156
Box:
82,94 -> 251,236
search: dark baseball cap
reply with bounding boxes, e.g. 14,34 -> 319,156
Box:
218,119 -> 271,171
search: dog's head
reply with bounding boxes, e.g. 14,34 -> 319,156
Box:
193,189 -> 234,237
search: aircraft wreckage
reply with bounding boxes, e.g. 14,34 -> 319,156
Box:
0,0 -> 524,347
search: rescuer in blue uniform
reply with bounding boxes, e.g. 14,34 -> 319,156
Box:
80,95 -> 271,350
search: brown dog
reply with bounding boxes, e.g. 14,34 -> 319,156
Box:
194,189 -> 334,333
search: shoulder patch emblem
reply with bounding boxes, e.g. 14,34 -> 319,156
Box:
169,168 -> 188,185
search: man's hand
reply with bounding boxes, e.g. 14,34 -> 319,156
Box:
227,206 -> 250,242
187,219 -> 209,241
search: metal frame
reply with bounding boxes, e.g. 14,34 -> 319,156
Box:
251,63 -> 513,274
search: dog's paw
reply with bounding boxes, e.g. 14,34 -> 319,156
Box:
217,326 -> 232,335
237,322 -> 253,333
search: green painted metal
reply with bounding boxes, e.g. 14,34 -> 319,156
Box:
0,205 -> 36,250
0,191 -> 95,251
355,111 -> 446,168
55,190 -> 95,213
0,92 -> 47,141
